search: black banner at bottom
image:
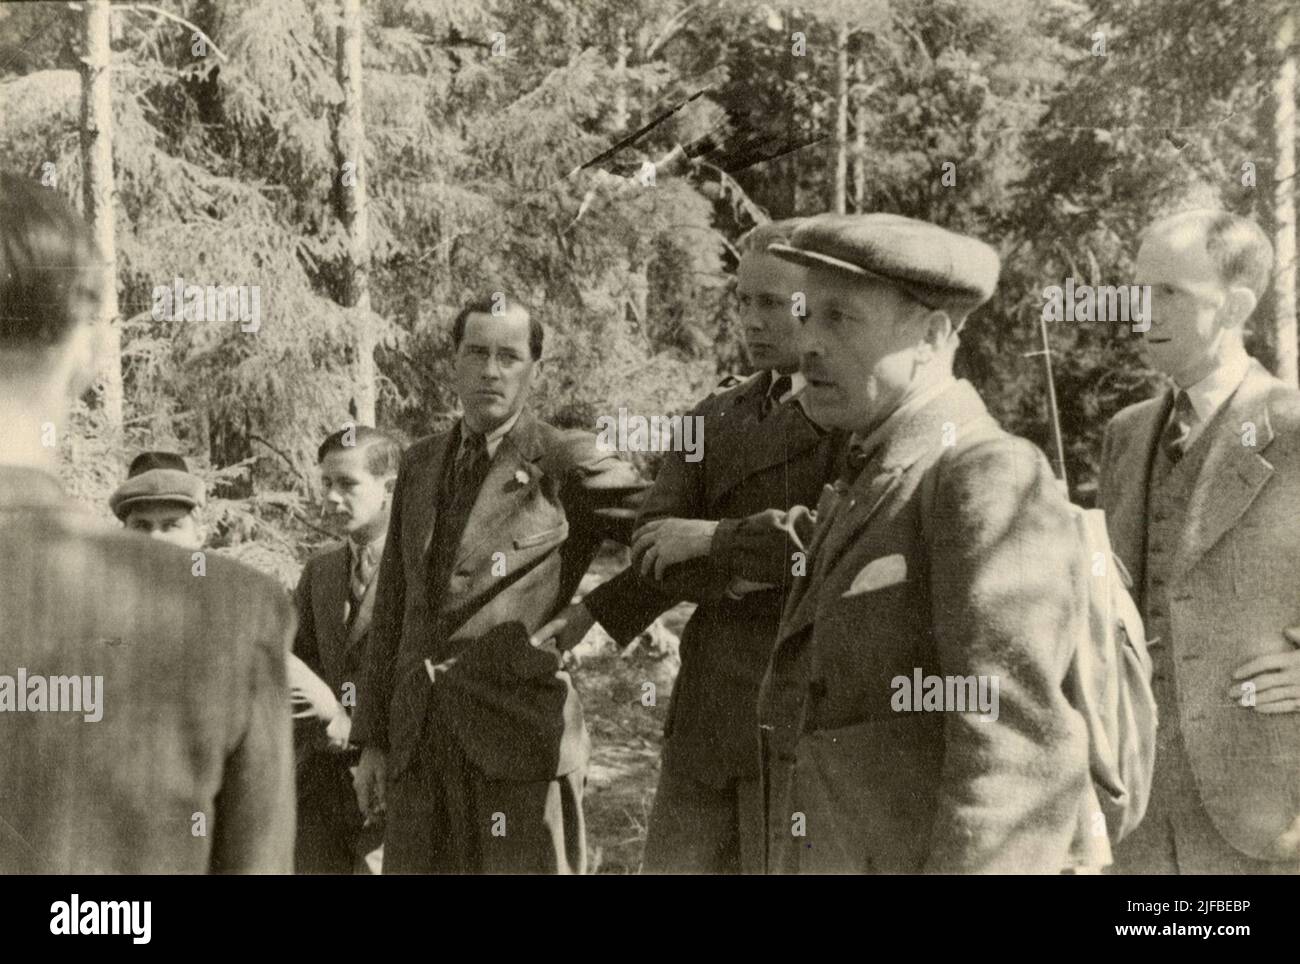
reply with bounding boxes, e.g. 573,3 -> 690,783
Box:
0,871 -> 1287,951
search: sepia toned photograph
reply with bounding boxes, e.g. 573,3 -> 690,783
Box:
0,0 -> 1296,940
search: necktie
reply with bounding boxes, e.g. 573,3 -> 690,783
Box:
455,430 -> 487,488
762,373 -> 793,418
346,542 -> 376,623
427,428 -> 493,597
1160,391 -> 1196,464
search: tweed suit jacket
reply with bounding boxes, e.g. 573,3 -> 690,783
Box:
351,408 -> 651,784
1099,359 -> 1300,860
759,380 -> 1094,873
0,466 -> 295,873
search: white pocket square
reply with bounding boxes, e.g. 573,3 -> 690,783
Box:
843,554 -> 908,596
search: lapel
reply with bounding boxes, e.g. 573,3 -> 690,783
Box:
346,544 -> 383,649
314,545 -> 350,663
413,430 -> 456,573
1172,360 -> 1277,577
775,380 -> 990,644
779,483 -> 847,639
705,373 -> 829,505
451,408 -> 548,573
1103,394 -> 1171,594
813,380 -> 992,579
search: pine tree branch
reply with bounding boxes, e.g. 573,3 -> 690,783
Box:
116,3 -> 229,62
248,433 -> 307,484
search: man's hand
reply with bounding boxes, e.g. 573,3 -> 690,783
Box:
530,601 -> 595,655
631,518 -> 719,581
353,747 -> 387,821
288,653 -> 342,720
325,711 -> 352,751
1228,626 -> 1300,713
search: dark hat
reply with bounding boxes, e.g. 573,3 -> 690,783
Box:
109,451 -> 205,521
767,213 -> 1001,314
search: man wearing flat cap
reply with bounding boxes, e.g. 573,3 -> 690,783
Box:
754,213 -> 1094,873
110,451 -> 207,550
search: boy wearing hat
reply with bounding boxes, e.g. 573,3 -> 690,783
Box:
292,425 -> 402,873
756,213 -> 1093,873
109,451 -> 207,550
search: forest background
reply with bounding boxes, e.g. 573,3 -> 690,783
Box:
1,0 -> 1296,870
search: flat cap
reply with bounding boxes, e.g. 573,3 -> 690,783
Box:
109,452 -> 205,521
768,213 -> 1001,313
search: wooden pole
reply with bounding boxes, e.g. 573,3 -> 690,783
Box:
80,0 -> 123,427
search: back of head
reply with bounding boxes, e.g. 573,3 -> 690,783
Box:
0,172 -> 102,349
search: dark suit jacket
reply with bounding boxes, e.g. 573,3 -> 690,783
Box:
0,466 -> 295,874
352,409 -> 650,784
294,543 -> 377,714
759,380 -> 1093,873
1099,359 -> 1300,860
292,540 -> 378,758
607,372 -> 845,784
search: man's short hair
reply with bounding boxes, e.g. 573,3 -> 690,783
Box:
0,172 -> 103,347
451,295 -> 542,361
1151,209 -> 1275,300
737,218 -> 808,256
316,425 -> 403,477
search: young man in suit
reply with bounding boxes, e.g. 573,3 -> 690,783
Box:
0,171 -> 294,873
351,296 -> 655,874
1100,210 -> 1300,873
755,213 -> 1094,873
293,426 -> 402,873
109,451 -> 207,549
604,219 -> 847,873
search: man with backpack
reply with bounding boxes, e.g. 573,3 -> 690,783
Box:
1101,210 -> 1300,874
753,213 -> 1102,873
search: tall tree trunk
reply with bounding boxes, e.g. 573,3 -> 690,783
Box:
853,54 -> 867,212
1273,7 -> 1297,387
80,0 -> 123,428
782,10 -> 797,216
832,19 -> 849,214
334,0 -> 377,424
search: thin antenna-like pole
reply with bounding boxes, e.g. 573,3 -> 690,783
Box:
1037,313 -> 1069,490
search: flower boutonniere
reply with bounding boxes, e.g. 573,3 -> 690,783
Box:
513,468 -> 532,488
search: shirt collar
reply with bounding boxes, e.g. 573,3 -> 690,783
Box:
463,409 -> 522,460
348,528 -> 387,559
853,375 -> 959,464
769,370 -> 806,404
1179,351 -> 1251,424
